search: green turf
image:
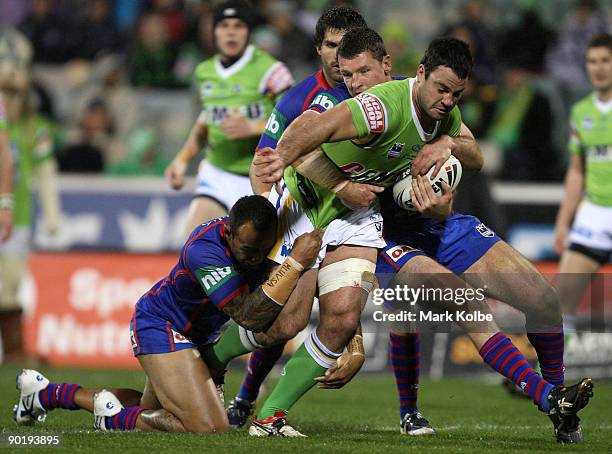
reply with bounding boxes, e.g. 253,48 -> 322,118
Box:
1,365 -> 610,453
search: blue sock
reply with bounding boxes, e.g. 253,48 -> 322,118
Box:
389,333 -> 420,419
237,344 -> 285,403
38,383 -> 81,411
105,406 -> 144,430
479,333 -> 554,412
528,328 -> 565,386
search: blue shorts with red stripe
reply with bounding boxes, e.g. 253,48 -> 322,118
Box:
377,213 -> 501,276
130,305 -> 217,356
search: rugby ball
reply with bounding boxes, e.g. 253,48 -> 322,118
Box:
392,155 -> 462,211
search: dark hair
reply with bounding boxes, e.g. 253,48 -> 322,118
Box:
419,37 -> 473,80
229,195 -> 277,233
338,27 -> 387,62
213,0 -> 254,30
313,5 -> 367,48
587,33 -> 612,52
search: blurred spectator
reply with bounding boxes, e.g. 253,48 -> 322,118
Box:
546,0 -> 609,103
175,6 -> 216,85
259,1 -> 316,78
446,0 -> 497,84
130,12 -> 183,88
69,54 -> 142,165
58,98 -> 111,172
106,126 -> 170,175
65,0 -> 124,61
380,20 -> 420,76
144,0 -> 188,44
497,6 -> 555,74
487,63 -> 562,181
18,0 -> 67,63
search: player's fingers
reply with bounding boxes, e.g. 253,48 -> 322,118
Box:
415,175 -> 432,205
430,160 -> 444,179
365,184 -> 385,193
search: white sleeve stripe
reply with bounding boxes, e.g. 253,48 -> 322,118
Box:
259,62 -> 294,95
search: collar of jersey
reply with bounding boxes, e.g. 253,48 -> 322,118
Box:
214,45 -> 256,79
593,93 -> 612,114
409,77 -> 440,142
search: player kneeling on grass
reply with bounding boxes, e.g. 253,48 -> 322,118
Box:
13,195 -> 323,433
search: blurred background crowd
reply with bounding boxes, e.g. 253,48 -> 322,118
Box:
0,0 -> 609,181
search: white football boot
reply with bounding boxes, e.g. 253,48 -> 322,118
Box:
249,411 -> 306,437
13,369 -> 49,425
93,389 -> 123,431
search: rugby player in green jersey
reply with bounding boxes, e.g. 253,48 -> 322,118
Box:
554,34 -> 612,339
0,91 -> 13,242
251,34 -> 593,442
0,62 -> 60,363
164,0 -> 294,236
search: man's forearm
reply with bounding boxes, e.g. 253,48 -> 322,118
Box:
555,167 -> 584,228
176,122 -> 207,163
449,134 -> 483,171
294,149 -> 348,193
0,132 -> 12,196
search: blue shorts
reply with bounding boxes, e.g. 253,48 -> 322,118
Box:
377,213 -> 501,276
130,306 -> 215,356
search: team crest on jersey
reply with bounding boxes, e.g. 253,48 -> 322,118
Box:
387,142 -> 405,159
171,330 -> 192,344
476,223 -> 494,238
355,93 -> 386,134
201,82 -> 213,98
232,84 -> 241,94
582,117 -> 594,130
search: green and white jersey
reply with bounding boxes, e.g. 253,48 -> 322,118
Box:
195,45 -> 293,175
9,114 -> 55,226
569,93 -> 612,207
285,78 -> 462,228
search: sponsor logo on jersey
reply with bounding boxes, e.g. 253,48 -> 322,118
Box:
338,161 -> 398,185
385,244 -> 417,262
199,266 -> 236,292
311,94 -> 336,111
201,82 -> 213,98
582,117 -> 594,130
355,93 -> 386,133
411,144 -> 423,152
476,223 -> 494,238
231,84 -> 241,94
387,142 -> 405,159
586,145 -> 612,161
264,112 -> 281,135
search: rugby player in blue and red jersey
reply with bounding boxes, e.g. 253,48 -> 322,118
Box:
13,196 -> 323,433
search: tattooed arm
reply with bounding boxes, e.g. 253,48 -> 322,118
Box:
221,229 -> 323,332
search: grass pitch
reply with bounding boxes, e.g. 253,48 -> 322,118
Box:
0,365 -> 610,453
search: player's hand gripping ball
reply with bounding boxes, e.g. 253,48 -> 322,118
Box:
393,155 -> 462,211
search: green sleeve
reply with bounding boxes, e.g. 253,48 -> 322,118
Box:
345,98 -> 373,138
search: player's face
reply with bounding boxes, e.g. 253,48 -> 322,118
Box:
415,64 -> 466,121
226,222 -> 276,270
317,28 -> 346,83
586,46 -> 612,92
215,18 -> 249,59
339,51 -> 391,97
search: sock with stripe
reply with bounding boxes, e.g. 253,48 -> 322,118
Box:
479,332 -> 554,412
201,323 -> 262,371
104,406 -> 144,431
38,383 -> 82,411
237,343 -> 285,403
258,330 -> 341,419
527,325 -> 565,386
389,332 -> 420,419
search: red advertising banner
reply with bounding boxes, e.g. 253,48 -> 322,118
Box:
24,252 -> 176,369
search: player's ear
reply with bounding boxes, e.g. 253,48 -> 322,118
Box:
224,223 -> 232,239
383,54 -> 392,75
416,64 -> 425,81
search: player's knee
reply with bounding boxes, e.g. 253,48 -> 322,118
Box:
538,283 -> 561,316
183,415 -> 229,433
275,317 -> 307,342
323,305 -> 361,340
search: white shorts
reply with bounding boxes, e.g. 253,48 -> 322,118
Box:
0,226 -> 30,257
569,200 -> 612,251
267,181 -> 385,267
195,160 -> 252,210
